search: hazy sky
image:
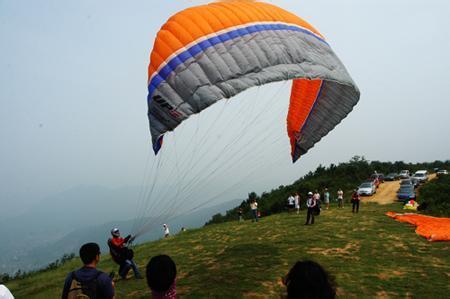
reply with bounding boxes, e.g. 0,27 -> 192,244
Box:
1,0 -> 449,218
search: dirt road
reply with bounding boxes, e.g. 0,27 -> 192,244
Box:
363,174 -> 436,205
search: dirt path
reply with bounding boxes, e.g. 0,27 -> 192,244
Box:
364,174 -> 437,205
364,180 -> 400,205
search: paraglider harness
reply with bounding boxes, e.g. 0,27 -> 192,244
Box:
67,270 -> 101,299
107,236 -> 134,266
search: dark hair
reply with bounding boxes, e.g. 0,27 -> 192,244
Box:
79,243 -> 100,265
146,255 -> 177,292
284,260 -> 336,299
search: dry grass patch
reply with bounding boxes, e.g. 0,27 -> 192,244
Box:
308,241 -> 361,258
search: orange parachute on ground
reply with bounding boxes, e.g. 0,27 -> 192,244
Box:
386,212 -> 450,242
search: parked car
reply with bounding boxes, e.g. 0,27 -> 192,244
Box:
412,170 -> 429,183
385,173 -> 399,181
399,170 -> 410,179
371,173 -> 385,183
397,185 -> 416,202
358,182 -> 376,196
437,169 -> 448,176
365,178 -> 380,188
400,179 -> 415,188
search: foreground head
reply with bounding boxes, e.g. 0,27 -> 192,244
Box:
146,255 -> 177,293
308,192 -> 313,197
79,242 -> 101,266
284,260 -> 336,299
111,228 -> 120,237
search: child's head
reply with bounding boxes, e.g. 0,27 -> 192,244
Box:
146,255 -> 177,293
284,260 -> 335,299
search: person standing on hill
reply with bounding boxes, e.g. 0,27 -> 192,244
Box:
287,194 -> 295,213
337,189 -> 344,208
313,190 -> 321,210
0,284 -> 14,299
163,224 -> 170,238
351,189 -> 361,213
62,242 -> 115,299
294,193 -> 300,214
323,188 -> 330,210
250,199 -> 258,222
237,207 -> 244,222
305,192 -> 317,225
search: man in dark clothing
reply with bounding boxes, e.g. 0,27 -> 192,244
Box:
61,242 -> 114,299
305,192 -> 317,225
351,189 -> 361,213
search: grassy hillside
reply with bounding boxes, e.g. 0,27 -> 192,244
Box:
5,202 -> 450,298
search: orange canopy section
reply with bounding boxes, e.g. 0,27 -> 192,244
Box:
386,212 -> 450,242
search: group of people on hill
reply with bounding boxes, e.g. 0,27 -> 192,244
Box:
287,188 -> 344,212
61,227 -> 175,299
60,241 -> 177,299
242,187 -> 361,226
61,241 -> 336,299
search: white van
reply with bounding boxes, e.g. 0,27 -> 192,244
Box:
413,170 -> 429,183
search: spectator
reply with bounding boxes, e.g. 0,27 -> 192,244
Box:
294,193 -> 300,214
61,242 -> 114,299
146,255 -> 177,299
283,260 -> 336,299
0,284 -> 14,299
108,228 -> 142,280
313,190 -> 321,210
323,188 -> 330,210
250,199 -> 258,222
305,192 -> 317,225
351,189 -> 361,213
163,224 -> 170,238
337,189 -> 344,208
287,194 -> 295,213
237,208 -> 243,222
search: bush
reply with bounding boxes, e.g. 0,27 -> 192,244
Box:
418,175 -> 450,216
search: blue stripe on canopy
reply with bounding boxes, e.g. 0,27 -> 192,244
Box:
147,23 -> 328,102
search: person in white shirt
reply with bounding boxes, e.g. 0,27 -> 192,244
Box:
163,224 -> 170,238
337,189 -> 344,208
305,192 -> 317,225
250,200 -> 258,222
294,193 -> 300,214
323,188 -> 330,210
0,284 -> 14,299
287,195 -> 295,213
313,190 -> 321,210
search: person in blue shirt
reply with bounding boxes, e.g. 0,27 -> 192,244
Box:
61,242 -> 115,299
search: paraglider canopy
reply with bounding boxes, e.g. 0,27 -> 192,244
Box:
147,0 -> 360,162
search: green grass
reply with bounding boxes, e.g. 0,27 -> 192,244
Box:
6,202 -> 450,298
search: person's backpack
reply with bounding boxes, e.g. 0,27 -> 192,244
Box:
67,271 -> 101,299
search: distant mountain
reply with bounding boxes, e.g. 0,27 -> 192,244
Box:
0,185 -> 142,272
0,185 -> 242,274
